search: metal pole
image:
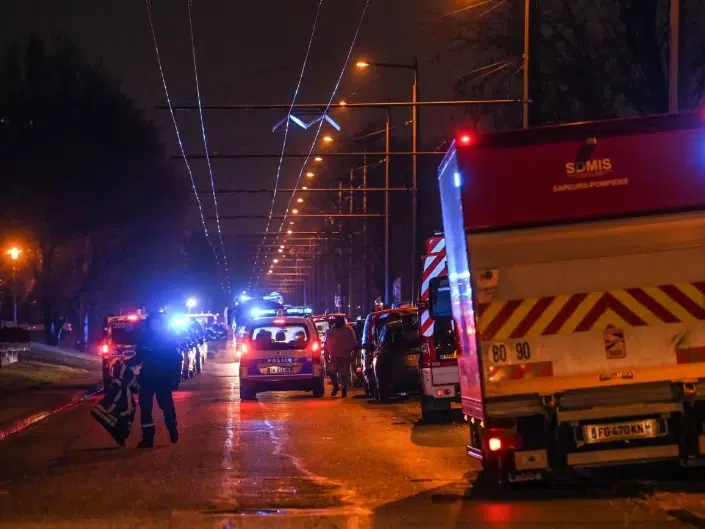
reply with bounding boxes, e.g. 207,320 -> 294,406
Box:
363,155 -> 368,314
384,112 -> 391,307
410,57 -> 419,303
12,263 -> 17,324
522,0 -> 530,128
348,168 -> 354,317
669,0 -> 680,113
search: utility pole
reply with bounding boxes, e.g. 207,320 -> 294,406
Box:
348,168 -> 354,316
410,56 -> 420,304
522,0 -> 530,129
384,112 -> 391,307
363,155 -> 368,314
669,0 -> 680,112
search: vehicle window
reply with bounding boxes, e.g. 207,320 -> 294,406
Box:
249,325 -> 309,350
315,320 -> 331,336
109,321 -> 143,346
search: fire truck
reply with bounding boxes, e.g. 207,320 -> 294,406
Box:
102,312 -> 147,389
428,111 -> 705,483
418,235 -> 460,421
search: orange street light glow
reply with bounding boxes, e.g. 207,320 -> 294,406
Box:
289,221 -> 295,225
297,198 -> 304,203
287,230 -> 293,234
302,186 -> 308,190
322,135 -> 333,143
280,245 -> 285,249
6,247 -> 21,261
356,60 -> 370,68
278,248 -> 284,253
314,157 -> 323,162
340,100 -> 347,106
292,208 -> 299,214
306,172 -> 315,178
273,259 -> 279,263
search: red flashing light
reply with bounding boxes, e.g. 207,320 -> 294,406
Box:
488,437 -> 502,452
311,340 -> 320,353
273,318 -> 286,325
127,314 -> 138,321
458,133 -> 474,146
102,343 -> 109,354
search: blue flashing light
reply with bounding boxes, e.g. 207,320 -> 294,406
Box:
454,171 -> 462,188
304,307 -> 313,314
170,314 -> 189,330
239,294 -> 252,303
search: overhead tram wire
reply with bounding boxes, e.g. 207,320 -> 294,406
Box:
254,0 -> 373,290
187,0 -> 230,294
249,0 -> 326,290
144,0 -> 226,293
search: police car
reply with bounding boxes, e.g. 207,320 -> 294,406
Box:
238,314 -> 324,400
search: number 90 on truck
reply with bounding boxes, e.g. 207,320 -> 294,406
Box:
430,111 -> 705,484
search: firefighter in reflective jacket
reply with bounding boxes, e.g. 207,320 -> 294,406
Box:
126,312 -> 180,448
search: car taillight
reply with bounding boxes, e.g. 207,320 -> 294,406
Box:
420,342 -> 431,368
236,342 -> 248,356
488,437 -> 502,451
311,340 -> 320,352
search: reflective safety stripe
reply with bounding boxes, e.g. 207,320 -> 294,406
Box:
478,282 -> 705,340
142,423 -> 155,428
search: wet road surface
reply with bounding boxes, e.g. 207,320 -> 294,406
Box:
1,342 -> 705,528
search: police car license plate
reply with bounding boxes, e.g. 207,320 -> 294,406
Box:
583,419 -> 660,444
264,366 -> 292,374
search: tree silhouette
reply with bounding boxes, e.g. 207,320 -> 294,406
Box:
0,35 -> 185,345
442,0 -> 705,129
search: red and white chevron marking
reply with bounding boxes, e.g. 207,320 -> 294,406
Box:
420,236 -> 447,337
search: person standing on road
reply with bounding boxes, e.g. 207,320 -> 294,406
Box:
324,316 -> 357,397
126,312 -> 180,448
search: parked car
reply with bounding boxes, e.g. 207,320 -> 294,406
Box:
360,307 -> 418,397
373,319 -> 422,401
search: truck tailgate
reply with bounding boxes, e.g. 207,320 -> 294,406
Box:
469,212 -> 705,398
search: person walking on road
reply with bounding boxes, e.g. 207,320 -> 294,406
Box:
126,312 -> 181,448
324,316 -> 357,397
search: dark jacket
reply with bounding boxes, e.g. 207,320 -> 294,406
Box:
126,331 -> 181,381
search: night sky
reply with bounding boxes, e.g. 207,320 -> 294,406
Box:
1,0 -> 477,296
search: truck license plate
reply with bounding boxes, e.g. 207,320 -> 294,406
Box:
583,419 -> 660,444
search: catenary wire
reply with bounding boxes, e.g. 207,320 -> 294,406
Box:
144,0 -> 227,293
254,0 -> 373,290
187,0 -> 230,293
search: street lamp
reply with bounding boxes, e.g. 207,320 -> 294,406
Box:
355,56 -> 420,301
322,135 -> 334,143
297,197 -> 304,203
186,297 -> 197,313
314,157 -> 323,162
6,247 -> 21,323
292,208 -> 300,214
306,172 -> 315,178
287,229 -> 293,235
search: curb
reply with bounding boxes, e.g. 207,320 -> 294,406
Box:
0,381 -> 104,441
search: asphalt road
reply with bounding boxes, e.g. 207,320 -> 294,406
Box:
1,342 -> 704,529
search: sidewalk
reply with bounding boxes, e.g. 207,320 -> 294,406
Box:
0,361 -> 103,440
